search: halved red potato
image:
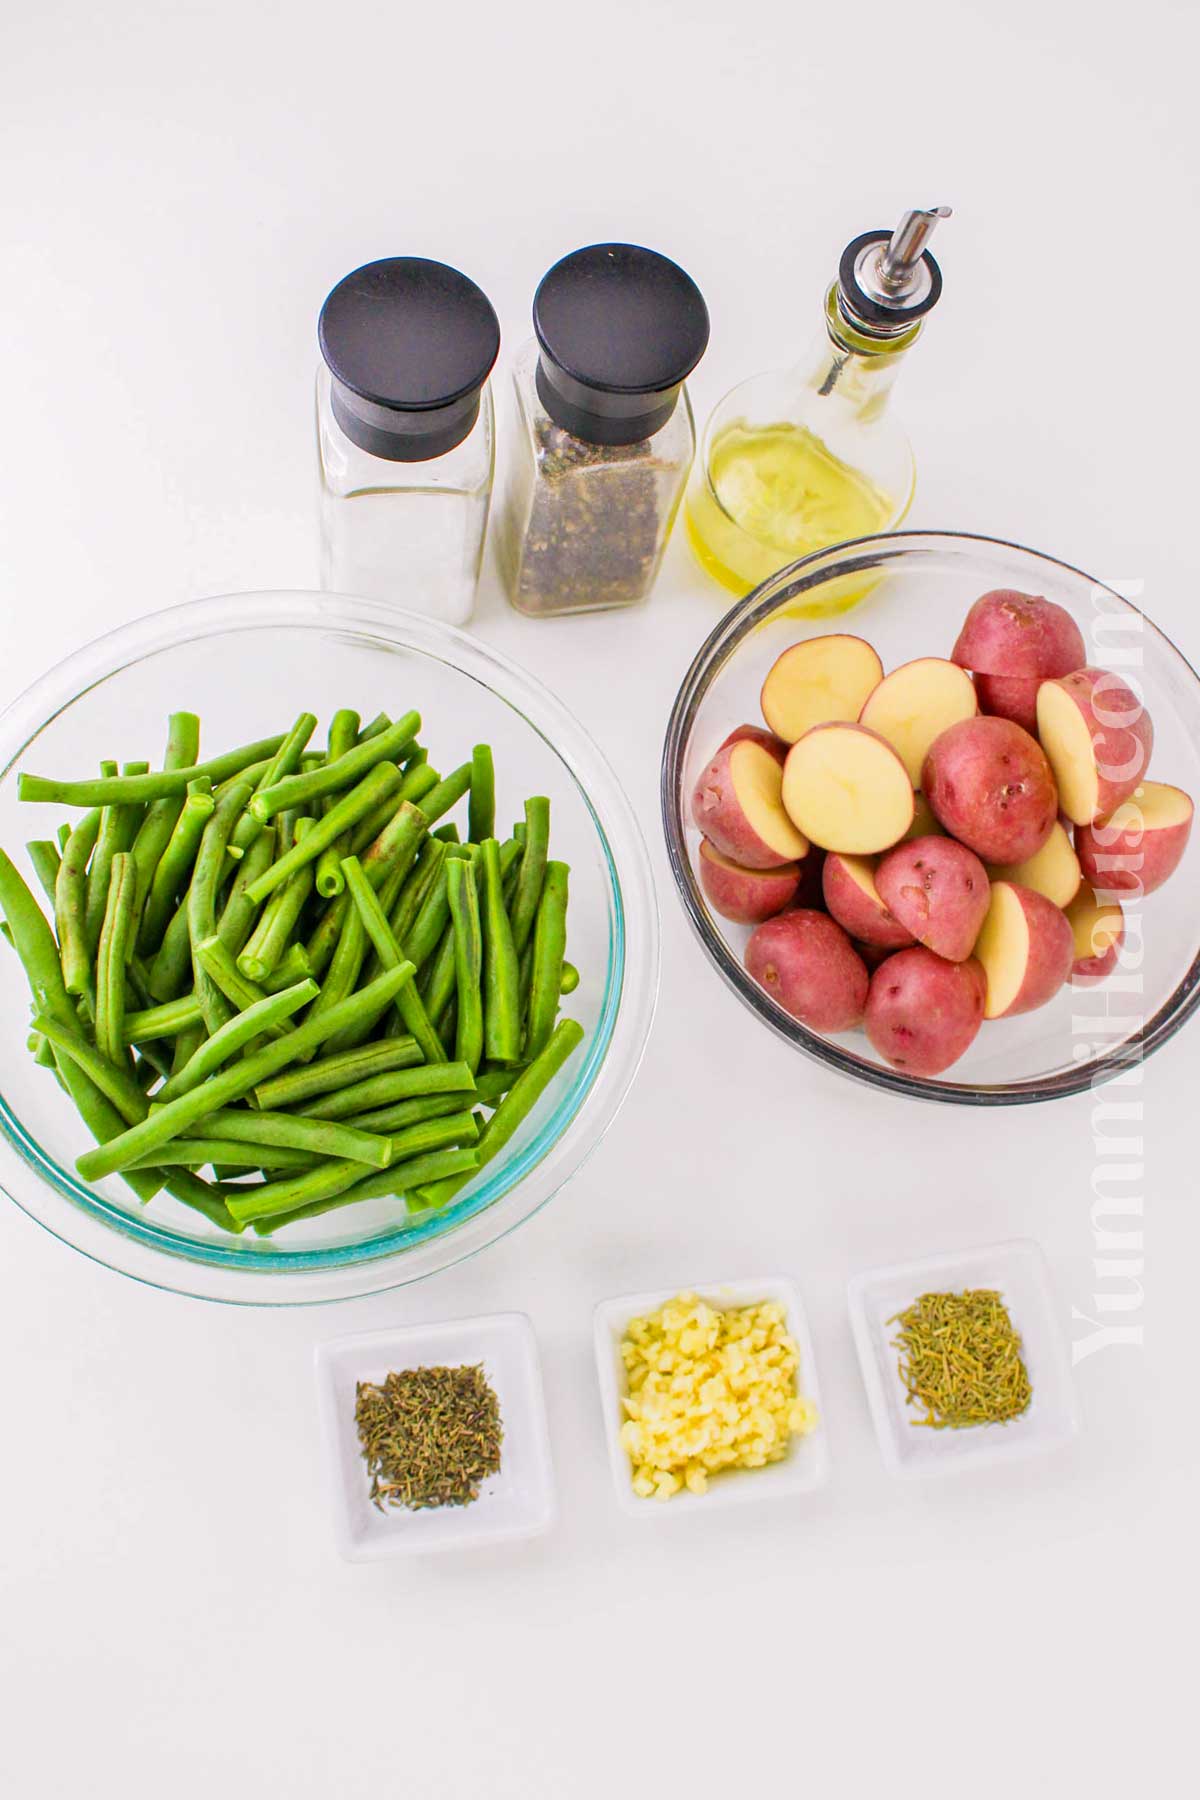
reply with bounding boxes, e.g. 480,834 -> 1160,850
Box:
692,740 -> 808,869
1075,780 -> 1193,897
744,909 -> 869,1032
864,948 -> 986,1076
987,819 -> 1081,909
1065,883 -> 1125,985
782,724 -> 914,854
923,716 -> 1058,863
822,852 -> 915,949
975,671 -> 1042,735
760,635 -> 884,745
901,790 -> 945,842
1036,667 -> 1154,825
952,589 -> 1085,677
720,723 -> 788,767
858,657 -> 978,784
698,840 -> 802,924
875,835 -> 989,962
973,881 -> 1074,1018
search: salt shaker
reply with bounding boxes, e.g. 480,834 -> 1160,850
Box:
317,257 -> 500,624
497,244 -> 710,617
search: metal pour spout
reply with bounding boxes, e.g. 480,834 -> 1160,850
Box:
876,207 -> 953,299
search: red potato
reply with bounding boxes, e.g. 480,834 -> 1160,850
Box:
822,853 -> 915,950
952,589 -> 1085,678
987,819 -> 1082,909
1036,667 -> 1154,826
973,881 -> 1074,1019
858,657 -> 978,784
1075,780 -> 1194,897
922,715 -> 1058,863
720,723 -> 788,767
1065,884 -> 1126,984
875,835 -> 990,962
698,839 -> 802,924
975,671 -> 1042,735
856,940 -> 900,971
782,724 -> 914,854
692,739 -> 808,869
864,948 -> 986,1076
760,635 -> 884,744
744,909 -> 869,1033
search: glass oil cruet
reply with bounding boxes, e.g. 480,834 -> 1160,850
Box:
685,206 -> 952,604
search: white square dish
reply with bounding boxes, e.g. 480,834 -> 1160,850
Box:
593,1276 -> 830,1518
315,1312 -> 556,1559
847,1238 -> 1081,1480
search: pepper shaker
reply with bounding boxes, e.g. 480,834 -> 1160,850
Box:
497,243 -> 710,617
317,257 -> 500,624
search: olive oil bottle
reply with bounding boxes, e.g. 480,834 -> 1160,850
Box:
686,207 -> 951,608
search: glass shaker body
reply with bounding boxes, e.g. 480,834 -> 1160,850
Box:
499,340 -> 695,619
317,364 -> 494,625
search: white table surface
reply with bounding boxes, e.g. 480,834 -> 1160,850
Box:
3,3 -> 1194,1792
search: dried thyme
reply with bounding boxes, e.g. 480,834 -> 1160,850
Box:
354,1364 -> 503,1511
888,1289 -> 1032,1430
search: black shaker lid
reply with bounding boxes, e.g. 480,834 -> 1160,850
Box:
532,244 -> 710,446
319,257 -> 501,462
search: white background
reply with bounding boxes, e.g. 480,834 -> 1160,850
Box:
2,2 -> 1196,1792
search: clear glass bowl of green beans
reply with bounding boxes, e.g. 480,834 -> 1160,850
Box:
0,592 -> 658,1302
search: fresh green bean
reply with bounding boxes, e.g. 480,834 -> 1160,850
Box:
509,796 -> 550,955
314,709 -> 361,898
398,762 -> 439,806
19,735 -> 289,808
231,1111 -> 477,1226
33,1011 -> 149,1126
146,895 -> 193,1002
137,779 -> 215,955
154,977 -> 319,1103
560,961 -> 580,995
298,1060 -> 474,1121
253,1145 -> 480,1232
250,713 -> 418,823
94,852 -> 138,1066
344,1092 -> 469,1134
189,778 -> 253,1033
414,1018 -> 584,1210
216,825 -> 274,954
127,713 -> 201,918
341,854 -> 444,1062
481,838 -> 522,1065
198,1108 -> 393,1168
417,762 -> 472,826
123,994 -> 204,1043
474,1065 -> 525,1105
526,860 -> 569,1059
56,822 -> 72,853
306,799 -> 427,974
447,855 -> 483,1074
244,762 -> 404,904
468,744 -> 495,843
55,809 -> 101,999
419,919 -> 457,1031
74,963 -> 414,1180
230,711 -> 318,854
161,1170 -> 243,1233
432,822 -> 460,844
126,1139 -> 319,1171
301,896 -> 367,1053
261,943 -> 314,993
356,711 -> 392,743
237,818 -> 315,981
252,1036 -> 423,1111
194,936 -> 302,1041
26,840 -> 61,903
83,761 -> 122,950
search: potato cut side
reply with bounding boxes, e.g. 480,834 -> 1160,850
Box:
1066,884 -> 1123,964
858,657 -> 978,784
781,725 -> 914,854
730,740 -> 808,860
988,820 -> 1081,908
974,882 -> 1031,1019
1104,780 -> 1193,833
760,635 -> 884,744
1036,681 -> 1100,824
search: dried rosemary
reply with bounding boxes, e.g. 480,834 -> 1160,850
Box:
355,1364 -> 503,1511
889,1289 -> 1033,1430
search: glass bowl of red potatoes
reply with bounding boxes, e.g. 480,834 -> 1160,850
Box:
662,531 -> 1200,1104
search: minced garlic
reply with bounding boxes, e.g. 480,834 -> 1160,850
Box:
618,1292 -> 818,1500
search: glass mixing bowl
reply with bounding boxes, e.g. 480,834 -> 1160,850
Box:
662,532 -> 1200,1105
0,592 -> 658,1301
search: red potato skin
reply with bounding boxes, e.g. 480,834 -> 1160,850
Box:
698,839 -> 801,924
952,590 -> 1085,678
984,884 -> 1075,1018
1071,906 -> 1125,985
874,835 -> 990,962
691,742 -> 798,869
744,909 -> 869,1033
1075,797 -> 1191,897
864,949 -> 986,1077
1039,667 -> 1154,822
720,724 -> 788,768
923,716 -> 1059,863
822,853 -> 914,949
975,671 -> 1042,735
